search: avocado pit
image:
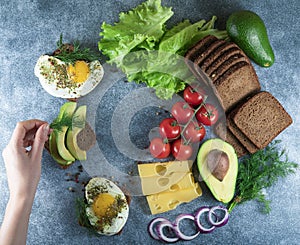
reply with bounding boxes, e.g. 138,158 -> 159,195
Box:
206,149 -> 229,181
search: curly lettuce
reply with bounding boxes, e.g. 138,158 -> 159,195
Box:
98,0 -> 227,99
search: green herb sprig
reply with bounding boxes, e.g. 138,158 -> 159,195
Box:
54,34 -> 100,64
228,140 -> 298,213
50,114 -> 84,132
75,198 -> 100,235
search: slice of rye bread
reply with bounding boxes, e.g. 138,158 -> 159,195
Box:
213,62 -> 261,112
185,35 -> 218,63
193,39 -> 226,69
202,42 -> 241,72
210,54 -> 250,83
77,122 -> 97,151
214,120 -> 248,157
232,91 -> 293,149
227,109 -> 259,154
205,47 -> 242,76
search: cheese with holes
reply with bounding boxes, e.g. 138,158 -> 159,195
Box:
138,160 -> 192,195
146,173 -> 202,214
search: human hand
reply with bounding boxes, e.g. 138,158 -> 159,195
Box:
2,119 -> 51,202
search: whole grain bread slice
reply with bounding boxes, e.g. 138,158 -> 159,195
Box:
205,47 -> 241,76
213,62 -> 261,112
214,120 -> 248,157
185,35 -> 218,63
233,91 -> 293,149
227,109 -> 259,154
210,55 -> 250,83
201,42 -> 238,71
194,39 -> 226,69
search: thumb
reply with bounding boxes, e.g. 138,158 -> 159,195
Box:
31,123 -> 50,160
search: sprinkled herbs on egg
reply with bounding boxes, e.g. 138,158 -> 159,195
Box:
34,35 -> 104,99
84,177 -> 129,236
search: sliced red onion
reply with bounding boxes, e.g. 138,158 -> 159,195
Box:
148,217 -> 170,240
208,206 -> 229,227
156,220 -> 179,243
194,206 -> 216,233
173,214 -> 200,240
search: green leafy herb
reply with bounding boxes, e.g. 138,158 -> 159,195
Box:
75,198 -> 99,235
98,0 -> 228,100
228,140 -> 298,213
54,34 -> 100,64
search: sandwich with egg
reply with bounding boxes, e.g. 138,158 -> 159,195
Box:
34,35 -> 104,99
77,177 -> 130,236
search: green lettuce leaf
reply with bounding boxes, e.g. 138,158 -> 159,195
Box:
98,0 -> 228,100
98,0 -> 173,61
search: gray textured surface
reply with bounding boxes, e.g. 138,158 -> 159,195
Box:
0,0 -> 299,244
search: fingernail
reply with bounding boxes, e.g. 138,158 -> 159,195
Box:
44,124 -> 50,136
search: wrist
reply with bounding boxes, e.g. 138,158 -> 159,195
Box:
8,193 -> 35,212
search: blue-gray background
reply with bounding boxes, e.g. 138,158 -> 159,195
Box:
0,0 -> 299,244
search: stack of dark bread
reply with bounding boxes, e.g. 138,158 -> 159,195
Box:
185,35 -> 292,157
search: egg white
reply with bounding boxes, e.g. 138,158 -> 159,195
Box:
85,177 -> 129,236
34,55 -> 104,99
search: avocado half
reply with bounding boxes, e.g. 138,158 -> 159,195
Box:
197,138 -> 238,203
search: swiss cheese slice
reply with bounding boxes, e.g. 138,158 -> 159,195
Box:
146,173 -> 202,214
138,161 -> 193,195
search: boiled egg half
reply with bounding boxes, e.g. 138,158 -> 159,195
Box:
34,55 -> 104,99
85,177 -> 129,236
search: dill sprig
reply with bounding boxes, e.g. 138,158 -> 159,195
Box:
53,34 -> 100,64
75,197 -> 100,235
228,140 -> 298,214
50,114 -> 85,131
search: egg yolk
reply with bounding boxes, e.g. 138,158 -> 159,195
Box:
67,61 -> 90,83
92,193 -> 116,218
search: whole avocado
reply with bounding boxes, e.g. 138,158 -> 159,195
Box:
226,10 -> 275,67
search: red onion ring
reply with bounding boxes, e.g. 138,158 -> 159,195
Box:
173,214 -> 200,240
194,206 -> 216,233
148,217 -> 170,240
208,205 -> 229,227
156,220 -> 179,243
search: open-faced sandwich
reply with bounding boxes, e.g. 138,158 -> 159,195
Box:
34,35 -> 104,99
46,101 -> 96,168
77,177 -> 130,236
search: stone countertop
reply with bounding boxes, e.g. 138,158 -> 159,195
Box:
0,0 -> 299,244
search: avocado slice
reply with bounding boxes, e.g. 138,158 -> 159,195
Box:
66,105 -> 87,161
57,101 -> 77,121
197,138 -> 238,203
49,132 -> 74,166
51,101 -> 77,162
55,127 -> 76,162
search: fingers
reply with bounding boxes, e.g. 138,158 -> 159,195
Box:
31,123 -> 51,160
10,119 -> 47,148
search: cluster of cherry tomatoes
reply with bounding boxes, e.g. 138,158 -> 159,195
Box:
149,85 -> 219,161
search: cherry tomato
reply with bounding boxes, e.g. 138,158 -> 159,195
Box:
183,121 -> 206,143
171,139 -> 193,160
196,103 -> 219,126
159,118 -> 181,140
183,86 -> 206,107
171,101 -> 194,124
149,138 -> 171,159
